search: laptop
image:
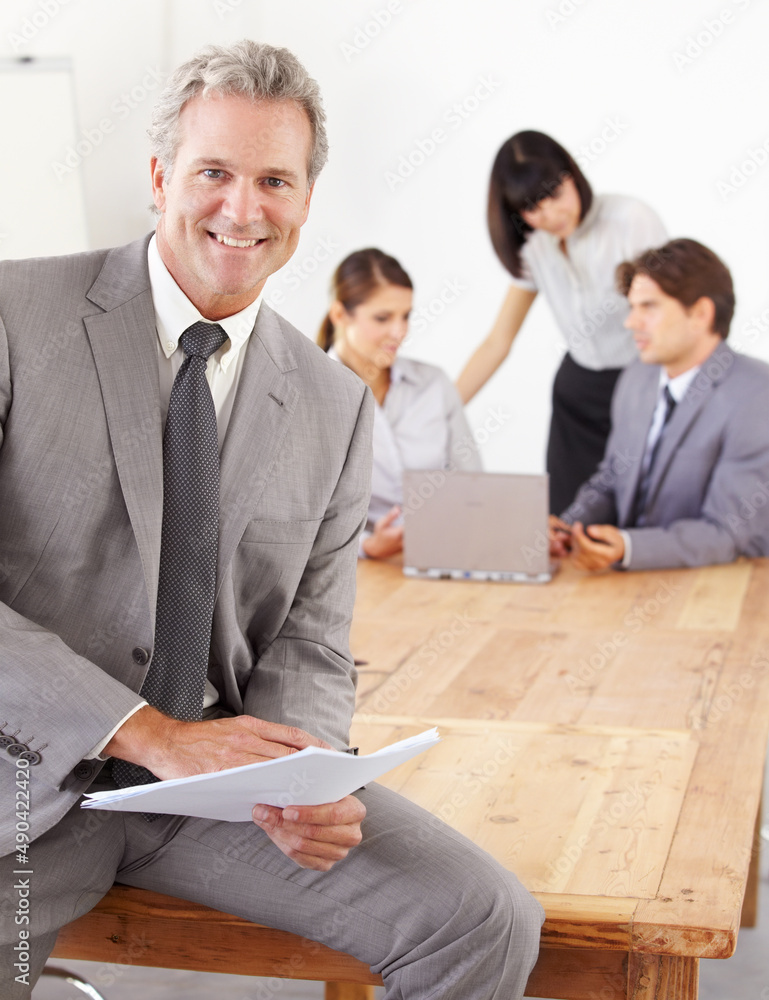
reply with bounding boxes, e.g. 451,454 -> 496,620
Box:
402,470 -> 553,583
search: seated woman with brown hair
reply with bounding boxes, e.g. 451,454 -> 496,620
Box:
318,248 -> 481,559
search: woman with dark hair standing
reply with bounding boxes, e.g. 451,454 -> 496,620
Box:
456,130 -> 666,513
319,248 -> 481,558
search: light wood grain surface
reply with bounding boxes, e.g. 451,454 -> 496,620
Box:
50,558 -> 769,1000
350,557 -> 769,976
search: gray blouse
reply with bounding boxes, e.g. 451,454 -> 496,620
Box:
329,349 -> 482,533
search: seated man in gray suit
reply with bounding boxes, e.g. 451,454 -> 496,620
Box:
549,238 -> 769,571
0,40 -> 542,999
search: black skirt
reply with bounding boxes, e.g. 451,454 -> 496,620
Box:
546,353 -> 623,515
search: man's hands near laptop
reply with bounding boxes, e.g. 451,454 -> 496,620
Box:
548,516 -> 573,559
548,516 -> 625,570
105,706 -> 366,870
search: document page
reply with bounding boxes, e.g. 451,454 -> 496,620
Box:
82,728 -> 440,822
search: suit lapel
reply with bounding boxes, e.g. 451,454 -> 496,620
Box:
80,244 -> 306,620
217,305 -> 299,592
83,235 -> 164,624
635,342 -> 735,520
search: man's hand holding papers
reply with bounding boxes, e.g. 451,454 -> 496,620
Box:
252,797 -> 366,870
105,706 -> 332,779
90,725 -> 441,870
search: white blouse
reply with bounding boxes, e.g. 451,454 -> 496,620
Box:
510,194 -> 667,370
328,349 -> 482,533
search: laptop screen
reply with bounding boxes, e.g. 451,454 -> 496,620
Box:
402,470 -> 551,581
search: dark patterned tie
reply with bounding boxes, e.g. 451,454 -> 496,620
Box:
112,322 -> 228,794
632,385 -> 677,527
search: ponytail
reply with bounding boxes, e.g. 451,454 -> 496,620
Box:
317,313 -> 335,352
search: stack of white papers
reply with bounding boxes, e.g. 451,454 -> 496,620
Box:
82,728 -> 440,822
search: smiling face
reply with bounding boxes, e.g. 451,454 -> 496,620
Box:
332,284 -> 413,381
624,274 -> 720,377
519,175 -> 582,239
151,92 -> 314,320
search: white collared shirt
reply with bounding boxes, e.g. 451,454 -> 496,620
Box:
86,236 -> 263,757
639,366 -> 702,478
511,194 -> 667,370
328,348 -> 482,547
148,234 -> 262,449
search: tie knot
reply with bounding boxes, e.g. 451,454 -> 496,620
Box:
663,384 -> 676,419
180,321 -> 228,361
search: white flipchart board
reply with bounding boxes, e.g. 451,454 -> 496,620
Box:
0,56 -> 88,260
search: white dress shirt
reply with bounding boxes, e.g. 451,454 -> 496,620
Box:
87,235 -> 263,758
328,349 -> 482,552
149,234 -> 263,450
511,194 -> 667,370
619,364 -> 701,566
639,366 -> 701,477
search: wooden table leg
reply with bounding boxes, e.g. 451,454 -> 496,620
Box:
627,954 -> 698,999
741,794 -> 762,927
325,984 -> 376,1000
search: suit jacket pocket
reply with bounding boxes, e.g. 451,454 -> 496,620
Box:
240,518 -> 323,545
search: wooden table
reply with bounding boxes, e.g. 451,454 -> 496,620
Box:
347,557 -> 769,999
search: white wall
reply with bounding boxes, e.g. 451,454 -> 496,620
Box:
0,56 -> 88,257
3,0 -> 768,472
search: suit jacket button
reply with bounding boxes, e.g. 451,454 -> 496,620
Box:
18,750 -> 41,765
132,647 -> 150,665
6,743 -> 28,758
74,762 -> 94,780
0,736 -> 16,750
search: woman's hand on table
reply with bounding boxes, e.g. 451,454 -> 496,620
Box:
362,506 -> 404,559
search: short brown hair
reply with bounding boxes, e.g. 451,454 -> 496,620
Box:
616,238 -> 735,339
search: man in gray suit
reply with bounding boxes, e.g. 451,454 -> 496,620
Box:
549,238 -> 769,571
0,41 -> 542,998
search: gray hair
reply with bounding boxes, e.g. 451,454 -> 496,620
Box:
148,39 -> 328,186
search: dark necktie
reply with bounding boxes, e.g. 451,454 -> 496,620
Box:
632,384 -> 677,527
112,321 -> 228,793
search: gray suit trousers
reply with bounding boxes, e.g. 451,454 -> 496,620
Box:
0,783 -> 544,999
